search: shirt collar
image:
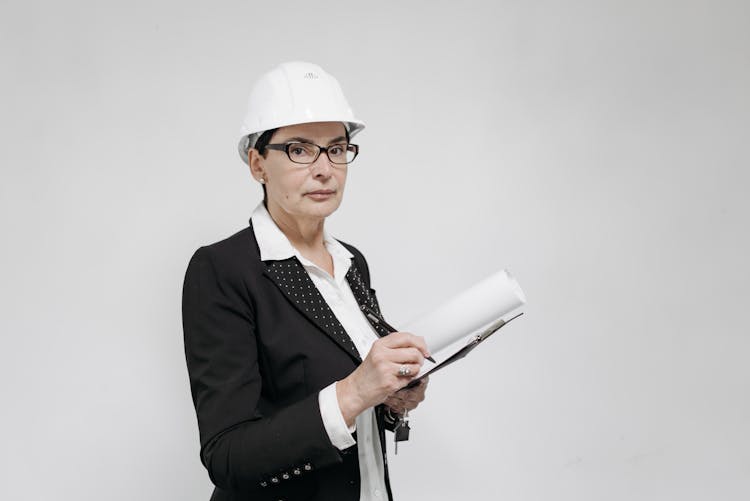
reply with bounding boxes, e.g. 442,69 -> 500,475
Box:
250,203 -> 353,278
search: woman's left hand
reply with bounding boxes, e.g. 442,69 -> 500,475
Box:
384,376 -> 429,413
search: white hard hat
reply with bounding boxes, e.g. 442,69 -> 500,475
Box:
238,61 -> 365,164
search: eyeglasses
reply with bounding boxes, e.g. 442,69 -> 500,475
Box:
264,142 -> 359,165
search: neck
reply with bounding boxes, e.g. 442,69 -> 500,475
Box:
266,201 -> 326,252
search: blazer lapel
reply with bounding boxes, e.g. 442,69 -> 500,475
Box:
345,263 -> 392,338
263,258 -> 362,362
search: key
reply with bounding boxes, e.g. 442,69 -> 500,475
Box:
394,409 -> 410,454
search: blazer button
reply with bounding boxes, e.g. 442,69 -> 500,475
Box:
260,481 -> 268,488
303,463 -> 312,471
282,472 -> 290,480
293,468 -> 301,476
271,477 -> 279,484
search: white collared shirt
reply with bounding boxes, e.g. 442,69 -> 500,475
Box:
251,202 -> 388,501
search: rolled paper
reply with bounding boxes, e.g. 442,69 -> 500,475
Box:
403,270 -> 526,353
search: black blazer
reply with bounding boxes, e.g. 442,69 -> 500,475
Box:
182,222 -> 397,501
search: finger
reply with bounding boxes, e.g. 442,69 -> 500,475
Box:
391,347 -> 425,366
384,396 -> 405,408
394,387 -> 425,402
378,331 -> 415,348
385,398 -> 417,412
381,332 -> 431,357
392,400 -> 419,412
409,377 -> 429,392
395,380 -> 428,400
403,390 -> 426,403
388,396 -> 415,408
394,362 -> 421,378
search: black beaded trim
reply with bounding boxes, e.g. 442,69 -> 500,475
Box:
345,264 -> 391,337
265,258 -> 361,360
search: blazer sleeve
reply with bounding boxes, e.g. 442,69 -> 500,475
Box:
182,246 -> 343,494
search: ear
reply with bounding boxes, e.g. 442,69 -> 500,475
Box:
248,149 -> 266,183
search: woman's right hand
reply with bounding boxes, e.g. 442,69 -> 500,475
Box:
336,332 -> 430,427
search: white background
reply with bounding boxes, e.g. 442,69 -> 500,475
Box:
2,1 -> 748,499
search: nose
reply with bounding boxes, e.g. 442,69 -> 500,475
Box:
309,150 -> 334,179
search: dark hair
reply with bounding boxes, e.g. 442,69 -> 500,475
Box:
254,128 -> 278,158
251,128 -> 278,203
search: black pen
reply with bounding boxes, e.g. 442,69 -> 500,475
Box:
361,305 -> 436,363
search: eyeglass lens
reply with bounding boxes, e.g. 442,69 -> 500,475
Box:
287,143 -> 356,164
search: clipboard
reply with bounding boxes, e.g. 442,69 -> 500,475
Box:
402,312 -> 524,390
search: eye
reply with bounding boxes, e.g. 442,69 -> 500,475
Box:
287,143 -> 316,158
328,145 -> 344,156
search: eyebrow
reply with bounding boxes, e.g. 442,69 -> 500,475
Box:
281,136 -> 348,145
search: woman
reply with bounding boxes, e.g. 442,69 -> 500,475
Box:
182,61 -> 430,501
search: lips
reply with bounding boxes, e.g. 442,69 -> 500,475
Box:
305,190 -> 336,200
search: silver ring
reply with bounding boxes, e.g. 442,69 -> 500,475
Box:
398,365 -> 411,377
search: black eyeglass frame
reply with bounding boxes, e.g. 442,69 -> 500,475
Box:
263,142 -> 359,165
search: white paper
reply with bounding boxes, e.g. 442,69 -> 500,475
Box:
403,269 -> 526,354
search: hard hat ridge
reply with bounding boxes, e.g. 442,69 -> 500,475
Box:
238,61 -> 365,164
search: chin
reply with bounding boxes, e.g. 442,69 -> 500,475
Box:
303,197 -> 342,218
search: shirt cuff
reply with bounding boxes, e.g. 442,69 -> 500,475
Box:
318,382 -> 357,450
